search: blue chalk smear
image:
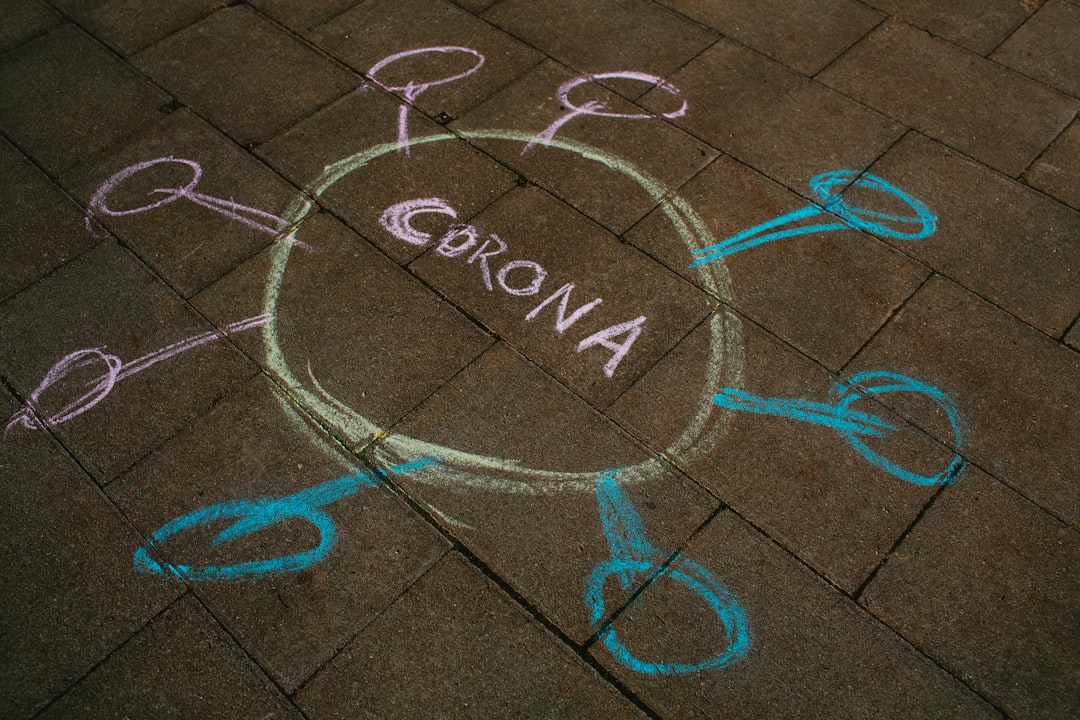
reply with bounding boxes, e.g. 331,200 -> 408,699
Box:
690,170 -> 936,268
585,470 -> 751,675
134,458 -> 439,582
713,371 -> 965,486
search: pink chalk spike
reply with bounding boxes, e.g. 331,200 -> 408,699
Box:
5,314 -> 274,435
85,157 -> 309,250
524,72 -> 687,154
366,46 -> 485,154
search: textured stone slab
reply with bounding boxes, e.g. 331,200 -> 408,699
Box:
133,6 -> 357,145
626,154 -> 930,370
371,343 -> 718,641
308,0 -> 543,121
0,385 -> 182,719
0,0 -> 60,53
865,131 -> 1080,337
819,20 -> 1079,176
590,510 -> 998,719
247,0 -> 356,33
63,109 -> 303,298
258,89 -> 517,265
193,212 -> 493,442
861,0 -> 1034,54
49,0 -> 227,56
107,375 -> 450,691
646,39 -> 904,196
0,137 -> 99,304
1025,119 -> 1080,210
407,185 -> 713,407
656,0 -> 883,75
992,0 -> 1080,98
453,59 -> 719,234
610,312 -> 954,593
483,0 -> 718,77
863,467 -> 1079,720
0,241 -> 258,483
0,24 -> 168,174
296,553 -> 646,719
847,274 -> 1080,525
38,595 -> 303,720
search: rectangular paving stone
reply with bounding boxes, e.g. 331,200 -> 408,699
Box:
0,24 -> 168,175
62,109 -> 304,298
107,374 -> 450,691
1025,119 -> 1080,210
590,510 -> 998,719
0,0 -> 60,53
0,137 -> 100,304
0,241 -> 259,483
0,386 -> 182,719
49,0 -> 227,56
863,467 -> 1079,719
369,342 -> 718,642
626,154 -> 930,370
1067,318 -> 1080,349
296,552 -> 646,719
246,0 -> 357,33
865,131 -> 1080,337
483,0 -> 718,78
846,274 -> 1080,525
453,59 -> 720,235
307,0 -> 543,121
818,20 -> 1079,176
191,211 -> 493,443
656,0 -> 883,75
861,0 -> 1034,54
407,185 -> 714,408
39,595 -> 303,720
610,311 -> 957,593
133,6 -> 358,146
992,0 -> 1080,98
645,39 -> 904,197
258,88 -> 518,265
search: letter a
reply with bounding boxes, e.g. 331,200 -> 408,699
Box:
577,316 -> 646,378
525,283 -> 602,334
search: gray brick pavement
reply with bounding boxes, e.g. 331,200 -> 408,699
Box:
1,1 -> 1076,718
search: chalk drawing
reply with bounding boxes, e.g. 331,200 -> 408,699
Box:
523,72 -> 688,154
85,157 -> 311,250
713,370 -> 965,486
134,458 -> 438,582
585,470 -> 751,674
6,314 -> 273,434
689,171 -> 936,268
264,130 -> 743,495
380,195 -> 648,376
366,46 -> 485,154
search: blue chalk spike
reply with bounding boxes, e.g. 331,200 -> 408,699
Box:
713,373 -> 965,486
690,169 -> 936,268
134,457 -> 440,582
586,470 -> 752,675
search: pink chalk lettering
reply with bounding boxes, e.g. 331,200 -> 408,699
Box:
467,234 -> 507,292
86,157 -> 310,250
496,260 -> 547,296
436,225 -> 480,258
6,314 -> 274,435
525,283 -> 603,334
577,316 -> 647,377
379,197 -> 458,246
367,46 -> 485,154
524,72 -> 687,154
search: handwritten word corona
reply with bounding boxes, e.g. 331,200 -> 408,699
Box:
380,197 -> 645,377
